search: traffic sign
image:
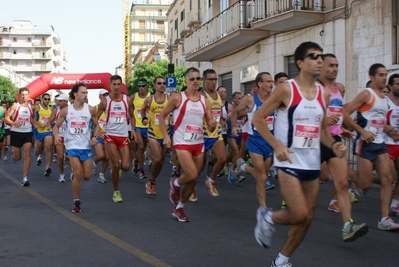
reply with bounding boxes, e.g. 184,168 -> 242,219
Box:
166,76 -> 177,93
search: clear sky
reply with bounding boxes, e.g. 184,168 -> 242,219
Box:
1,0 -> 126,105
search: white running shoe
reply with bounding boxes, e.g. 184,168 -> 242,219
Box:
254,207 -> 275,248
97,173 -> 107,183
59,174 -> 66,183
378,217 -> 399,231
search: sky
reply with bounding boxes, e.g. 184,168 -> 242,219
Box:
2,0 -> 127,105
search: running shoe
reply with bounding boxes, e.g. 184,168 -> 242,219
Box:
348,189 -> 358,203
169,178 -> 181,205
254,207 -> 275,248
188,189 -> 198,203
172,207 -> 190,222
342,219 -> 368,242
53,153 -> 58,162
351,183 -> 366,197
328,200 -> 341,213
205,179 -> 219,197
227,167 -> 235,184
92,160 -> 97,175
113,191 -> 123,203
139,171 -> 147,179
265,181 -> 275,190
281,200 -> 287,208
36,157 -> 42,166
148,160 -> 153,169
3,156 -> 7,161
145,181 -> 156,195
44,167 -> 52,177
378,217 -> 399,231
271,260 -> 292,267
59,174 -> 66,183
390,204 -> 399,216
132,159 -> 139,173
97,173 -> 107,183
21,178 -> 30,187
237,175 -> 246,183
233,158 -> 246,181
72,200 -> 81,213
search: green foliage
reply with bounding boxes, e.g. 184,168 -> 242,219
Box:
128,61 -> 187,95
0,75 -> 18,103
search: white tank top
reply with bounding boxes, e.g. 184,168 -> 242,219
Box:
355,88 -> 388,144
173,92 -> 206,146
221,101 -> 228,134
274,79 -> 325,170
11,103 -> 33,133
56,107 -> 67,137
385,97 -> 399,145
241,94 -> 252,134
105,95 -> 129,137
64,103 -> 92,150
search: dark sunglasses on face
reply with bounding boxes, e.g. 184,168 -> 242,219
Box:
43,98 -> 50,100
156,82 -> 166,85
206,78 -> 218,81
188,77 -> 201,81
102,93 -> 109,96
138,85 -> 146,88
304,53 -> 324,60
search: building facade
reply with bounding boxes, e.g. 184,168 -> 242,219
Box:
180,0 -> 399,102
0,20 -> 68,84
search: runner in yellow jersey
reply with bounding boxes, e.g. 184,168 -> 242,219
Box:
195,69 -> 227,200
132,80 -> 150,179
91,89 -> 109,183
141,76 -> 169,195
34,93 -> 54,177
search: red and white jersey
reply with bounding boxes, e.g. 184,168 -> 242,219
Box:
105,95 -> 129,137
274,79 -> 326,170
173,92 -> 206,146
11,103 -> 33,133
385,97 -> 399,145
56,106 -> 67,137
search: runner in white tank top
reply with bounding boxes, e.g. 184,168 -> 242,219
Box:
53,83 -> 100,213
251,43 -> 347,266
159,67 -> 215,223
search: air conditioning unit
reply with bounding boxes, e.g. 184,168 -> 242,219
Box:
247,1 -> 255,26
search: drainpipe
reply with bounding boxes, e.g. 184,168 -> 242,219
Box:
239,0 -> 247,29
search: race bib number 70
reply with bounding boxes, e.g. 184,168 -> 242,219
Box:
292,124 -> 320,149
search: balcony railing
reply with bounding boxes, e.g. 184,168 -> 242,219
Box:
254,0 -> 323,19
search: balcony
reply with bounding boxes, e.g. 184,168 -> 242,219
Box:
10,42 -> 33,48
32,65 -> 52,72
32,42 -> 52,48
252,0 -> 344,32
185,1 -> 267,62
187,9 -> 201,28
33,54 -> 51,60
0,41 -> 11,46
180,19 -> 191,38
11,54 -> 33,60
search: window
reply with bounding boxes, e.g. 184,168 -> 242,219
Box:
139,33 -> 145,41
190,0 -> 192,10
25,72 -> 32,78
27,49 -> 32,55
13,37 -> 17,42
208,0 -> 211,8
158,9 -> 162,16
27,61 -> 32,67
181,10 -> 185,21
157,20 -> 164,29
13,50 -> 16,55
157,33 -> 164,40
175,19 -> 178,33
287,55 -> 299,78
27,37 -> 31,42
12,61 -> 17,67
139,20 -> 145,29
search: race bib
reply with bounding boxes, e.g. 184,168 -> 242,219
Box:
99,118 -> 107,129
110,111 -> 126,124
17,117 -> 30,129
266,116 -> 274,131
59,122 -> 66,133
367,118 -> 385,135
183,124 -> 203,140
154,113 -> 169,126
327,106 -> 343,125
212,110 -> 221,123
136,108 -> 142,119
69,121 -> 88,134
292,124 -> 320,149
41,116 -> 50,124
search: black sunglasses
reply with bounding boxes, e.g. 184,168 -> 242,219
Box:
188,77 -> 201,81
102,93 -> 109,96
138,85 -> 146,88
156,82 -> 166,85
304,53 -> 324,60
43,98 -> 50,100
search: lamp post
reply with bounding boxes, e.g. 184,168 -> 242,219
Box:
153,41 -> 175,74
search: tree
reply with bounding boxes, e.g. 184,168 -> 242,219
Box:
0,75 -> 18,103
128,61 -> 187,95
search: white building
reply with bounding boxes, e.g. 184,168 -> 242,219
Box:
0,20 -> 68,84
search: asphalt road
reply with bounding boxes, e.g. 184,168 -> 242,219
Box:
0,149 -> 397,267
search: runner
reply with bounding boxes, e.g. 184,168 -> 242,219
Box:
343,63 -> 399,231
159,67 -> 215,222
96,75 -> 136,203
53,83 -> 99,212
5,87 -> 35,186
0,100 -> 7,162
319,53 -> 368,239
141,76 -> 169,195
132,80 -> 150,179
33,93 -> 53,176
2,102 -> 10,161
48,94 -> 69,182
252,42 -> 349,266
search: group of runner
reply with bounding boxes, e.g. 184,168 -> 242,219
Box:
2,41 -> 399,267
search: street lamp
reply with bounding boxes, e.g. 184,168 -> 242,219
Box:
153,41 -> 175,74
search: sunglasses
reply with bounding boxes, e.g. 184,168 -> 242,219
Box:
102,93 -> 109,96
206,78 -> 218,81
138,85 -> 146,88
43,98 -> 50,100
304,53 -> 324,60
188,77 -> 201,81
156,82 -> 166,85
